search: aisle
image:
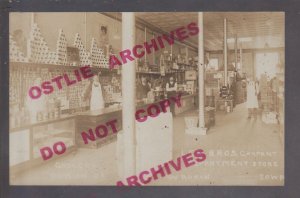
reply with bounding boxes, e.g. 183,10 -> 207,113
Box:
157,102 -> 284,185
12,103 -> 284,186
11,142 -> 119,185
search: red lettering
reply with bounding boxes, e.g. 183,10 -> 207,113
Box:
126,175 -> 141,186
163,162 -> 172,175
51,75 -> 64,89
95,125 -> 108,138
159,99 -> 171,113
135,109 -> 147,122
106,119 -> 118,133
109,55 -> 122,69
63,73 -> 77,86
168,157 -> 182,171
182,152 -> 196,167
150,165 -> 165,180
156,36 -> 165,49
116,181 -> 125,186
194,149 -> 206,163
147,104 -> 161,118
175,27 -> 189,41
139,171 -> 152,185
40,147 -> 53,160
29,86 -> 42,99
144,39 -> 159,54
162,31 -> 175,45
80,66 -> 94,79
53,141 -> 67,155
74,69 -> 82,82
132,44 -> 145,58
187,22 -> 199,36
41,81 -> 54,95
120,49 -> 134,64
171,94 -> 182,107
81,129 -> 96,144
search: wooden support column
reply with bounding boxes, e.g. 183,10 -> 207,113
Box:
185,46 -> 189,64
198,12 -> 207,134
122,12 -> 136,177
234,34 -> 238,70
240,43 -> 243,72
224,18 -> 228,86
144,27 -> 147,64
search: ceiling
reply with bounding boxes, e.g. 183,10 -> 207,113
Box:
135,12 -> 284,51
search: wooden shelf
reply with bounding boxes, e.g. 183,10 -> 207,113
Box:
10,114 -> 76,133
10,62 -> 119,73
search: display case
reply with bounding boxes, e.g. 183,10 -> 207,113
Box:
10,116 -> 76,175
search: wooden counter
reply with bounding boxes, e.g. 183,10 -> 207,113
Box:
174,94 -> 197,115
10,93 -> 196,174
75,107 -> 122,148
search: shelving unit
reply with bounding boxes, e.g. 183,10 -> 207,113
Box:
9,62 -> 121,127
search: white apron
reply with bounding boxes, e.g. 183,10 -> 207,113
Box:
246,81 -> 259,108
90,82 -> 104,111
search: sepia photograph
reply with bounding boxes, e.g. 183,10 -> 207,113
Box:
9,12 -> 284,186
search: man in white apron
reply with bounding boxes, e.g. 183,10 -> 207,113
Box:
90,75 -> 105,111
246,80 -> 259,119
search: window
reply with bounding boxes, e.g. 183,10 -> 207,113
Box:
207,58 -> 219,71
255,52 -> 279,79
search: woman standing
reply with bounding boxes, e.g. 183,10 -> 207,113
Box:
246,79 -> 259,119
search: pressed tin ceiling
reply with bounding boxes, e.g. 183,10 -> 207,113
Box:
135,12 -> 284,51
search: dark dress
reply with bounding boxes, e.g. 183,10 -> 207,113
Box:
138,83 -> 151,99
166,82 -> 177,115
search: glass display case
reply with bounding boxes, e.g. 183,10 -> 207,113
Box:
32,119 -> 75,159
10,117 -> 76,174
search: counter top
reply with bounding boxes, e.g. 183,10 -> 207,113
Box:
10,113 -> 77,133
10,93 -> 197,132
78,106 -> 122,116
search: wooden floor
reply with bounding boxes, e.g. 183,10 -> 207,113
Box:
11,103 -> 284,186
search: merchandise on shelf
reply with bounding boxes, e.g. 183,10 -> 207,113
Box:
90,38 -> 109,68
9,35 -> 27,62
27,23 -> 52,64
73,33 -> 92,66
56,29 -> 68,65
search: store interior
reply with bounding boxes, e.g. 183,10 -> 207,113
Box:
9,12 -> 284,185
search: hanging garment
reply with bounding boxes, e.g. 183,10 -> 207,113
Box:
90,82 -> 105,111
246,81 -> 259,108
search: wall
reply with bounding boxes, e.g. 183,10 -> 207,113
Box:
9,12 -> 32,39
209,51 -> 254,78
10,12 -> 196,65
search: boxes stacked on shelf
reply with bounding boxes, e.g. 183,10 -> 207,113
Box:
90,38 -> 109,68
9,35 -> 27,62
27,23 -> 52,64
55,29 -> 68,65
73,33 -> 92,66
